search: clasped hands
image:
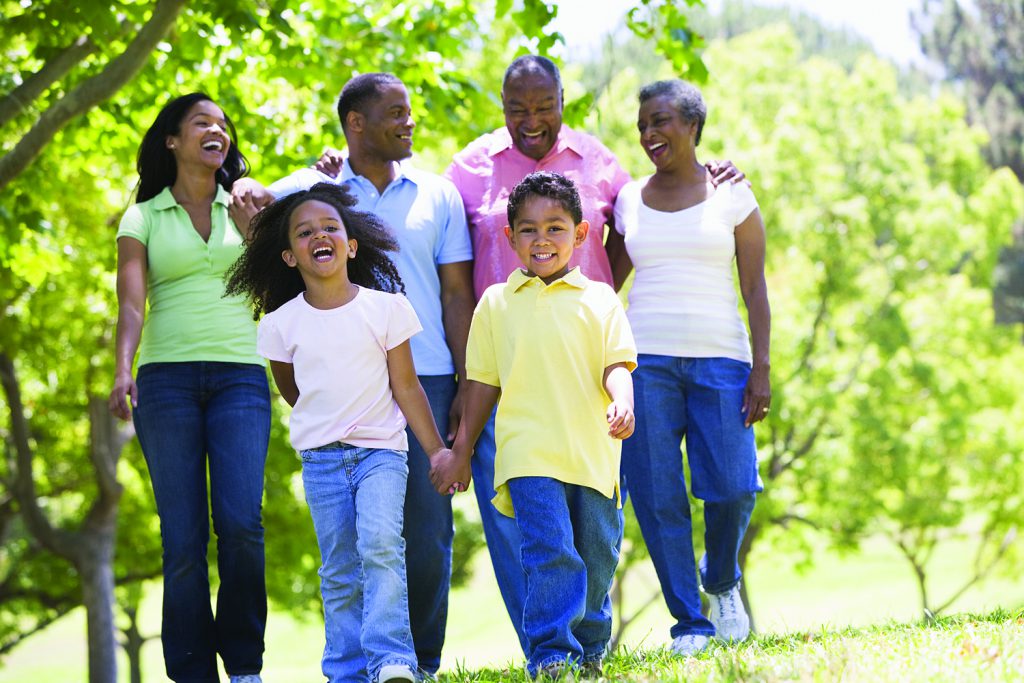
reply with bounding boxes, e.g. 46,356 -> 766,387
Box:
428,447 -> 471,496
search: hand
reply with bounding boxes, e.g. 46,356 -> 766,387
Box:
741,364 -> 771,428
313,147 -> 345,178
705,159 -> 750,188
429,447 -> 471,496
606,399 -> 635,440
109,370 -> 137,421
228,189 -> 261,238
447,383 -> 467,443
230,177 -> 274,208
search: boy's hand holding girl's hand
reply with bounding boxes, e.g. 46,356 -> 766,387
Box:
606,400 -> 635,440
428,447 -> 471,496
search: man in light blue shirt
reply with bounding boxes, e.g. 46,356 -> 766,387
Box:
232,73 -> 474,678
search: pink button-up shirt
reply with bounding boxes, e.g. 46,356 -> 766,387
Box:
446,126 -> 631,299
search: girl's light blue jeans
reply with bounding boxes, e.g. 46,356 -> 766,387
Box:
299,443 -> 417,683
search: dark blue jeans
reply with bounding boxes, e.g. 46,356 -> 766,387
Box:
403,375 -> 457,674
133,361 -> 271,683
507,477 -> 621,676
621,354 -> 761,639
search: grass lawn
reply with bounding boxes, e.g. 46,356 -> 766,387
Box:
1,532 -> 1022,682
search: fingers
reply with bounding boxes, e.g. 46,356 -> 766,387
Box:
607,403 -> 635,439
742,393 -> 770,428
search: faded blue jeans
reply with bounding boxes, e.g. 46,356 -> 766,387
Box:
507,477 -> 621,676
300,443 -> 417,683
621,354 -> 761,639
133,361 -> 270,683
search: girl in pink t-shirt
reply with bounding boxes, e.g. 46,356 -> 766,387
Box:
226,183 -> 455,683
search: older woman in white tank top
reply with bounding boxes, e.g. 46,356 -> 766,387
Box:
613,79 -> 771,657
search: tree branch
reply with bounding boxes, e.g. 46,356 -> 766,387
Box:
0,0 -> 188,190
0,35 -> 97,130
932,526 -> 1017,616
0,609 -> 74,656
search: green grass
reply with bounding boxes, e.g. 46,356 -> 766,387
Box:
1,533 -> 1022,682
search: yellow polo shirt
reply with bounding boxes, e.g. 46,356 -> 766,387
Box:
116,186 -> 261,367
466,267 -> 637,517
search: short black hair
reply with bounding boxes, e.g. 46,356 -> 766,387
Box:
336,73 -> 404,131
502,55 -> 562,92
506,171 -> 582,227
639,79 -> 707,146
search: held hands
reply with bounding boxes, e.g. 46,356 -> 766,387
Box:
314,147 -> 345,178
108,370 -> 137,421
428,447 -> 471,496
606,400 -> 635,440
741,364 -> 771,428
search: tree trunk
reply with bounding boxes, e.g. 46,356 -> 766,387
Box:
80,543 -> 118,683
120,598 -> 150,683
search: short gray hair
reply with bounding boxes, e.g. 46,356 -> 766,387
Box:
639,79 -> 706,146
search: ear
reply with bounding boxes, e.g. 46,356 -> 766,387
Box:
504,224 -> 515,248
574,219 -> 590,247
346,110 -> 364,134
347,238 -> 357,258
281,249 -> 297,268
165,135 -> 177,150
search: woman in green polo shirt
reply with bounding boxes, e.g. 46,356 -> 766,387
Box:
108,92 -> 270,683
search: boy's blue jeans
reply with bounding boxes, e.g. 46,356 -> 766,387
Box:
299,444 -> 417,683
133,361 -> 270,683
621,354 -> 761,639
507,477 -> 621,676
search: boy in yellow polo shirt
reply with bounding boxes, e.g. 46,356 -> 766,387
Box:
430,171 -> 637,678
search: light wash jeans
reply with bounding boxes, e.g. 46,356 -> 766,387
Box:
621,354 -> 761,639
507,477 -> 621,676
300,443 -> 417,683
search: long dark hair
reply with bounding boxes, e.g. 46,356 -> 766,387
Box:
224,183 -> 404,318
135,92 -> 249,203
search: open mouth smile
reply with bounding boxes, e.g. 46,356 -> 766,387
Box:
312,244 -> 334,262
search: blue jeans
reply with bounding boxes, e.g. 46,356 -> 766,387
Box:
470,409 -> 530,654
300,444 -> 417,683
507,477 -> 621,676
621,354 -> 761,639
133,361 -> 270,683
403,375 -> 456,674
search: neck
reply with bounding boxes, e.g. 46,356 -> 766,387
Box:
302,275 -> 359,310
171,166 -> 219,205
652,157 -> 705,186
347,148 -> 399,194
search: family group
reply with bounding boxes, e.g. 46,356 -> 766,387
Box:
108,54 -> 771,683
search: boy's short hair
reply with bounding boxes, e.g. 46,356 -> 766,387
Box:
506,171 -> 583,227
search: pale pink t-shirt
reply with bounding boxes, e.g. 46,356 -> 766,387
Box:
446,126 -> 631,299
256,287 -> 422,452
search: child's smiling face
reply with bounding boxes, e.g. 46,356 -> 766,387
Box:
505,195 -> 589,284
282,199 -> 357,280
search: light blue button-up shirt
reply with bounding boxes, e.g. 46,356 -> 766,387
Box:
268,159 -> 472,375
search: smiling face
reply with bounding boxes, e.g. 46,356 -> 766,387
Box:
166,99 -> 232,171
502,70 -> 563,161
282,199 -> 357,283
637,94 -> 699,171
356,82 -> 415,163
505,195 -> 588,284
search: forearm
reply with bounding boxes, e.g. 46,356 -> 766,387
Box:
743,282 -> 771,368
393,382 -> 446,456
440,261 -> 474,382
603,363 -> 634,406
113,307 -> 144,375
452,380 -> 500,454
604,229 -> 633,293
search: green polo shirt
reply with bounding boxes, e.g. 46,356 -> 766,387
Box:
116,186 -> 261,367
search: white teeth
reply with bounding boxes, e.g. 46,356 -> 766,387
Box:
648,142 -> 666,152
524,131 -> 543,138
312,246 -> 333,261
202,140 -> 223,151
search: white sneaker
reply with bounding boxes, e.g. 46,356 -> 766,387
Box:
669,633 -> 709,656
377,663 -> 416,683
707,583 -> 750,642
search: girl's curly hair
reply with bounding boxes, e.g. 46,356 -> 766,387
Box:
225,183 -> 404,319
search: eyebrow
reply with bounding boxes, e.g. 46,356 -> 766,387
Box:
292,216 -> 339,231
190,112 -> 227,125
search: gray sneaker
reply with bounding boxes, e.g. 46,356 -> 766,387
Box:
707,583 -> 751,642
229,676 -> 262,683
377,663 -> 416,683
670,633 -> 710,656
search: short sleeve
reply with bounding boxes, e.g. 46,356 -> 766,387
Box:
116,204 -> 149,245
256,313 -> 291,363
465,296 -> 499,387
434,182 -> 473,265
730,182 -> 759,227
267,168 -> 338,200
602,293 -> 638,372
384,294 -> 423,351
612,181 -> 641,237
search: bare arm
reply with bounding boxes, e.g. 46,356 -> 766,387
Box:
735,207 -> 771,427
387,340 -> 447,457
603,362 -> 635,439
604,226 -> 633,293
269,360 -> 300,407
438,260 -> 475,440
430,379 -> 500,495
108,237 -> 147,420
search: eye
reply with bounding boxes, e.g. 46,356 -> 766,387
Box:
297,228 -> 312,238
323,225 -> 339,232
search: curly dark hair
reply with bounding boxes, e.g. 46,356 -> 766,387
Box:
506,171 -> 583,227
225,183 -> 404,318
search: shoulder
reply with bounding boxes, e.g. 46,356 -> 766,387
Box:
403,163 -> 461,198
563,126 -> 619,162
452,128 -> 508,164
